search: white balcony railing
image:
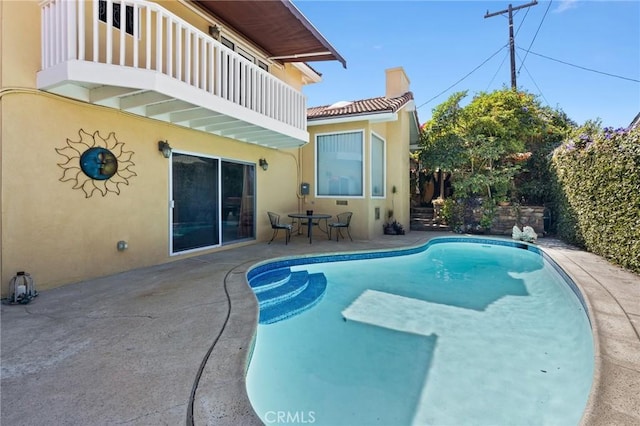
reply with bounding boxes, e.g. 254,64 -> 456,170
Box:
40,0 -> 307,134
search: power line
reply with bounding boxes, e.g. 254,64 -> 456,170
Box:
515,50 -> 550,106
517,48 -> 640,83
486,50 -> 510,91
518,0 -> 553,74
416,44 -> 508,110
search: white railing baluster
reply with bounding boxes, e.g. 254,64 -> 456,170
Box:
155,10 -> 162,72
166,18 -> 173,77
132,3 -> 138,67
176,23 -> 182,81
78,0 -> 84,60
215,46 -> 222,97
93,0 -> 98,61
233,57 -> 239,104
145,6 -> 151,69
105,0 -> 112,64
119,0 -> 126,65
208,42 -> 214,93
184,29 -> 190,85
200,37 -> 206,90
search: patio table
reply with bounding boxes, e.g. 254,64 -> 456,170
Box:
288,213 -> 331,244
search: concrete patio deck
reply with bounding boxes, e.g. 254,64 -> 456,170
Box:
1,232 -> 639,425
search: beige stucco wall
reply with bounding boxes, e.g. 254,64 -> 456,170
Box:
0,0 -> 309,295
0,92 -> 299,295
1,0 -> 41,88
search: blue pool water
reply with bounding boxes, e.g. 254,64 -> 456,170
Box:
246,237 -> 594,425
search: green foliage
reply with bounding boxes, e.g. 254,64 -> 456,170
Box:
551,125 -> 640,273
419,88 -> 570,206
479,198 -> 497,230
442,198 -> 464,232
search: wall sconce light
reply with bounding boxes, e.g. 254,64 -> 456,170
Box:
208,24 -> 220,40
259,158 -> 269,171
158,140 -> 172,158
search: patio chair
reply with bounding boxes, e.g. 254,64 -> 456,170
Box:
328,212 -> 353,242
267,212 -> 292,245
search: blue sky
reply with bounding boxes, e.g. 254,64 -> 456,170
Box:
294,0 -> 640,129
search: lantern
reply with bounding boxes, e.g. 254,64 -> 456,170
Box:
8,271 -> 37,304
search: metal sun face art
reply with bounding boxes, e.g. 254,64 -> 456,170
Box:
56,129 -> 136,198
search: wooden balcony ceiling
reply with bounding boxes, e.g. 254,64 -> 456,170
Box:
195,0 -> 346,68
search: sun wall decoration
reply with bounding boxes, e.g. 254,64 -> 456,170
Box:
56,129 -> 136,198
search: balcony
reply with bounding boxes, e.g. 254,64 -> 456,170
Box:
37,0 -> 308,149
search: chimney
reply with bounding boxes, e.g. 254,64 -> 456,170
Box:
385,67 -> 410,99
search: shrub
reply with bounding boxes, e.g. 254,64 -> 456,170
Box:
551,125 -> 640,273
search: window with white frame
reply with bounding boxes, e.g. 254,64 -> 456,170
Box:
220,36 -> 269,72
371,133 -> 385,197
316,131 -> 364,197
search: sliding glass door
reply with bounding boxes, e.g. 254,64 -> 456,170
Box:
221,161 -> 255,244
172,153 -> 219,252
171,153 -> 255,254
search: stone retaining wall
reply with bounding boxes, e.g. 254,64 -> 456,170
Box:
490,205 -> 545,235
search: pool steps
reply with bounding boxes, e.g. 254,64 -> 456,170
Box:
248,268 -> 327,324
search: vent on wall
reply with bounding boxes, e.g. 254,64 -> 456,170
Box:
336,200 -> 348,206
375,207 -> 380,220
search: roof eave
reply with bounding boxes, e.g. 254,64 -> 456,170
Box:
281,1 -> 347,68
308,112 -> 398,127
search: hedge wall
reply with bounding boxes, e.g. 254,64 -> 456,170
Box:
551,126 -> 640,273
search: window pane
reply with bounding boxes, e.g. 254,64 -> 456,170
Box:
172,154 -> 219,252
317,132 -> 363,196
371,134 -> 385,197
222,161 -> 255,243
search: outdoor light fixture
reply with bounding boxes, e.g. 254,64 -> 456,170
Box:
208,25 -> 220,39
259,158 -> 269,171
158,140 -> 172,158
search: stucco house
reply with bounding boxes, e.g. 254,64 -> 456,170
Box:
0,0 -> 419,296
303,67 -> 421,239
0,0 -> 346,294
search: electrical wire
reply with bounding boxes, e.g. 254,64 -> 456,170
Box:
416,44 -> 508,110
515,50 -> 550,106
486,50 -> 510,91
518,0 -> 553,74
514,5 -> 533,36
517,47 -> 640,83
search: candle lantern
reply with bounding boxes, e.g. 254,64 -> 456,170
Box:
8,271 -> 37,304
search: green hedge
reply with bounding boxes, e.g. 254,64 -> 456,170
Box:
551,126 -> 640,273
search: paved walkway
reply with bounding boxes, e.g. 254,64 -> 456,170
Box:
1,232 -> 639,425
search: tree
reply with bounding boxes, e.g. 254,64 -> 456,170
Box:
420,88 -> 571,203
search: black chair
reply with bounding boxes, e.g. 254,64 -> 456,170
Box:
267,212 -> 292,245
328,212 -> 353,242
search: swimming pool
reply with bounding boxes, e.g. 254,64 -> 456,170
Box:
246,237 -> 594,425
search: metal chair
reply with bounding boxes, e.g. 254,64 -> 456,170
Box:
328,212 -> 353,242
267,212 -> 292,244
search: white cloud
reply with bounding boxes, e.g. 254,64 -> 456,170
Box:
554,0 -> 579,14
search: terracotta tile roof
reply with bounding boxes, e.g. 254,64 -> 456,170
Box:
307,92 -> 414,120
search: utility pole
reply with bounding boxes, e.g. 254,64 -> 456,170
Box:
485,1 -> 538,90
